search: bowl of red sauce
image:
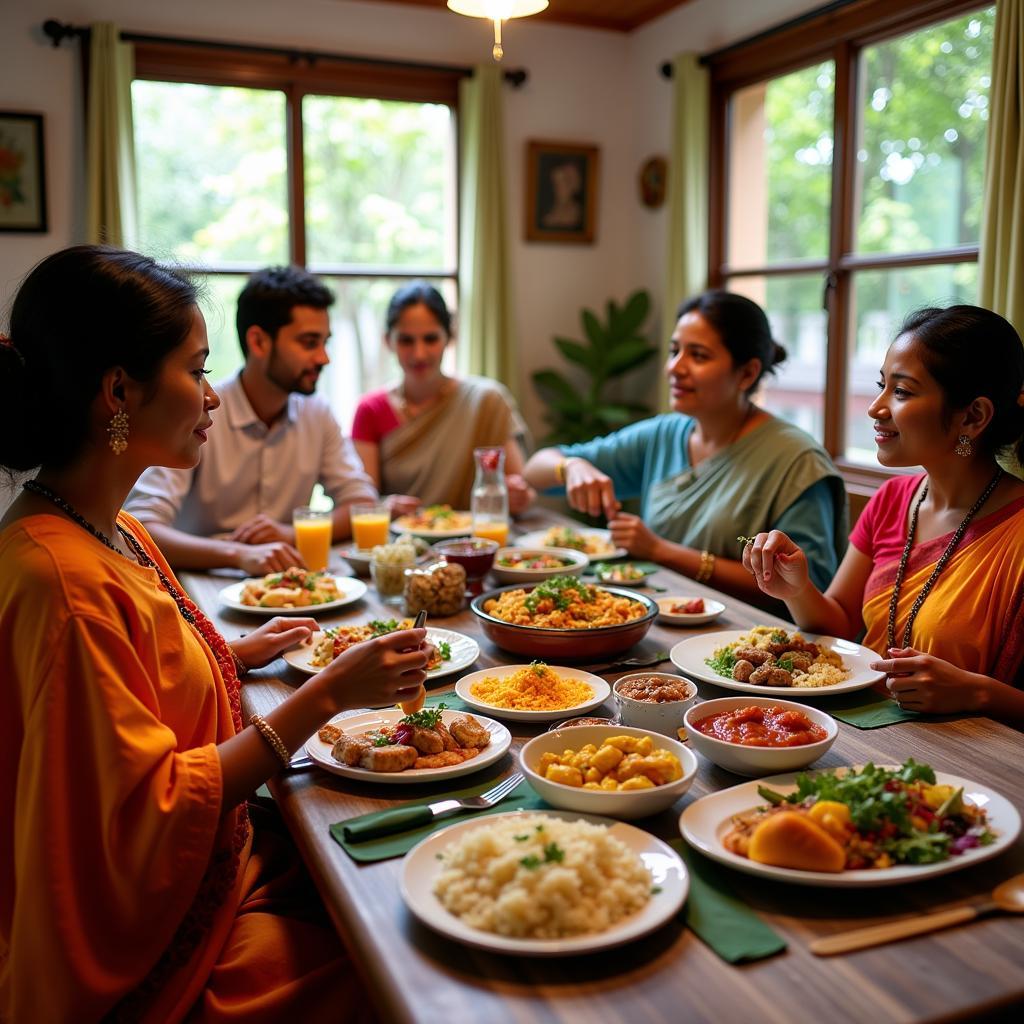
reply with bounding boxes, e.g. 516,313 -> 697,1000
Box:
682,696 -> 837,776
432,538 -> 499,596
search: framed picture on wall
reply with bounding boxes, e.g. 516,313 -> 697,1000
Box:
525,140 -> 599,244
0,112 -> 48,233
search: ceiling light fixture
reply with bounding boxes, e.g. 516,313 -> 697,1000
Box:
447,1 -> 548,62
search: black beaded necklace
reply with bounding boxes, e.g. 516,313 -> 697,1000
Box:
886,468 -> 1003,650
23,479 -> 196,625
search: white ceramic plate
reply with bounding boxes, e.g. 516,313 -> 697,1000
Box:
401,810 -> 688,955
304,708 -> 511,784
391,511 -> 474,539
455,665 -> 611,722
283,626 -> 480,681
218,576 -> 367,616
516,528 -> 627,561
679,769 -> 1021,888
656,596 -> 726,626
670,630 -> 884,696
594,564 -> 658,588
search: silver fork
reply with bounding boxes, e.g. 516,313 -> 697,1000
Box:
341,772 -> 525,842
583,650 -> 670,673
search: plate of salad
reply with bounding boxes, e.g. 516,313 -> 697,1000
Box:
283,623 -> 479,683
680,759 -> 1020,887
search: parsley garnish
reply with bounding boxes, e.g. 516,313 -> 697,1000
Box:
524,576 -> 593,613
542,841 -> 565,863
438,641 -> 452,661
518,841 -> 565,870
514,834 -> 530,842
400,703 -> 448,729
367,730 -> 393,747
368,619 -> 400,636
705,647 -> 737,678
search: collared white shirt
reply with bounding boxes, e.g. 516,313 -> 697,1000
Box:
126,373 -> 377,535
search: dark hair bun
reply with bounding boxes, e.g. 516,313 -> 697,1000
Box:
0,341 -> 38,470
0,245 -> 197,476
771,341 -> 787,368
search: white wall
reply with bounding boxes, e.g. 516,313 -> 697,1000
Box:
0,0 -> 819,437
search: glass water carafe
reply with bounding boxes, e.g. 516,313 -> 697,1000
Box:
471,447 -> 509,547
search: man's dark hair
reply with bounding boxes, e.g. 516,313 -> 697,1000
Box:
236,266 -> 334,357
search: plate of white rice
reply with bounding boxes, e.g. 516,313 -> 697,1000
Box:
400,810 -> 687,955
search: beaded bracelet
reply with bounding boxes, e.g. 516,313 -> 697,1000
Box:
695,549 -> 716,584
230,648 -> 248,678
250,714 -> 291,769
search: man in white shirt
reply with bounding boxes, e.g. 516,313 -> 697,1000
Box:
127,267 -> 378,573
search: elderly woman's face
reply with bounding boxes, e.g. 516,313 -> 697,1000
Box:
665,311 -> 756,415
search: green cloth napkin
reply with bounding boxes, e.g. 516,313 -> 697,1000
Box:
669,839 -> 787,963
423,692 -> 470,713
330,777 -> 544,862
827,691 -> 920,729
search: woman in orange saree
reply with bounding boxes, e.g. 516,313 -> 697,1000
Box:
0,247 -> 428,1023
742,305 -> 1024,722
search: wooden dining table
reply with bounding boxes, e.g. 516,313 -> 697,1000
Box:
181,509 -> 1024,1024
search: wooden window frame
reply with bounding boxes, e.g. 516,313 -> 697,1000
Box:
707,0 -> 991,487
133,40 -> 460,279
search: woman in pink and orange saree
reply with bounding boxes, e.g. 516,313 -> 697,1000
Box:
742,305 -> 1024,723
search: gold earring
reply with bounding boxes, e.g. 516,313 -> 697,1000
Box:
108,409 -> 129,455
954,433 -> 973,457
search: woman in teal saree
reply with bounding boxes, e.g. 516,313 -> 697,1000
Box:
525,291 -> 847,607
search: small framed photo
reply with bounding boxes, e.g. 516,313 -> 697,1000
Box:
525,140 -> 599,244
0,112 -> 48,233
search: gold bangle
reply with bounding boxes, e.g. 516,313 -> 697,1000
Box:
554,457 -> 569,484
230,648 -> 248,678
250,714 -> 291,769
695,549 -> 716,584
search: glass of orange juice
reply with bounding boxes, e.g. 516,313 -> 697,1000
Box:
350,501 -> 391,551
293,507 -> 333,572
473,519 -> 509,547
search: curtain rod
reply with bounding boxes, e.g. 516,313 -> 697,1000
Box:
42,19 -> 529,88
659,0 -> 859,76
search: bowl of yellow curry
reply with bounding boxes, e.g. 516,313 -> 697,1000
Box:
470,576 -> 658,660
520,724 -> 698,820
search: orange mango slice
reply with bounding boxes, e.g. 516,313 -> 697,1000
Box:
748,811 -> 846,872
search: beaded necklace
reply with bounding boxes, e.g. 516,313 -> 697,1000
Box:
22,478 -> 251,1016
886,468 -> 1003,650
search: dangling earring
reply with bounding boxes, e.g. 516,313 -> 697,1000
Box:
954,433 -> 973,457
108,409 -> 129,455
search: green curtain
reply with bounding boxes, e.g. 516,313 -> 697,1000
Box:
663,53 -> 709,365
978,0 -> 1024,478
457,65 -> 516,394
86,23 -> 137,247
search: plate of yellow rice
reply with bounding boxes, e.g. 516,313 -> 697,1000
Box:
455,662 -> 611,722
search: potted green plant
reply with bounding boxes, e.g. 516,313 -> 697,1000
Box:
532,289 -> 658,445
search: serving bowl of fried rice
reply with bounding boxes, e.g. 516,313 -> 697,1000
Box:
469,576 -> 658,659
